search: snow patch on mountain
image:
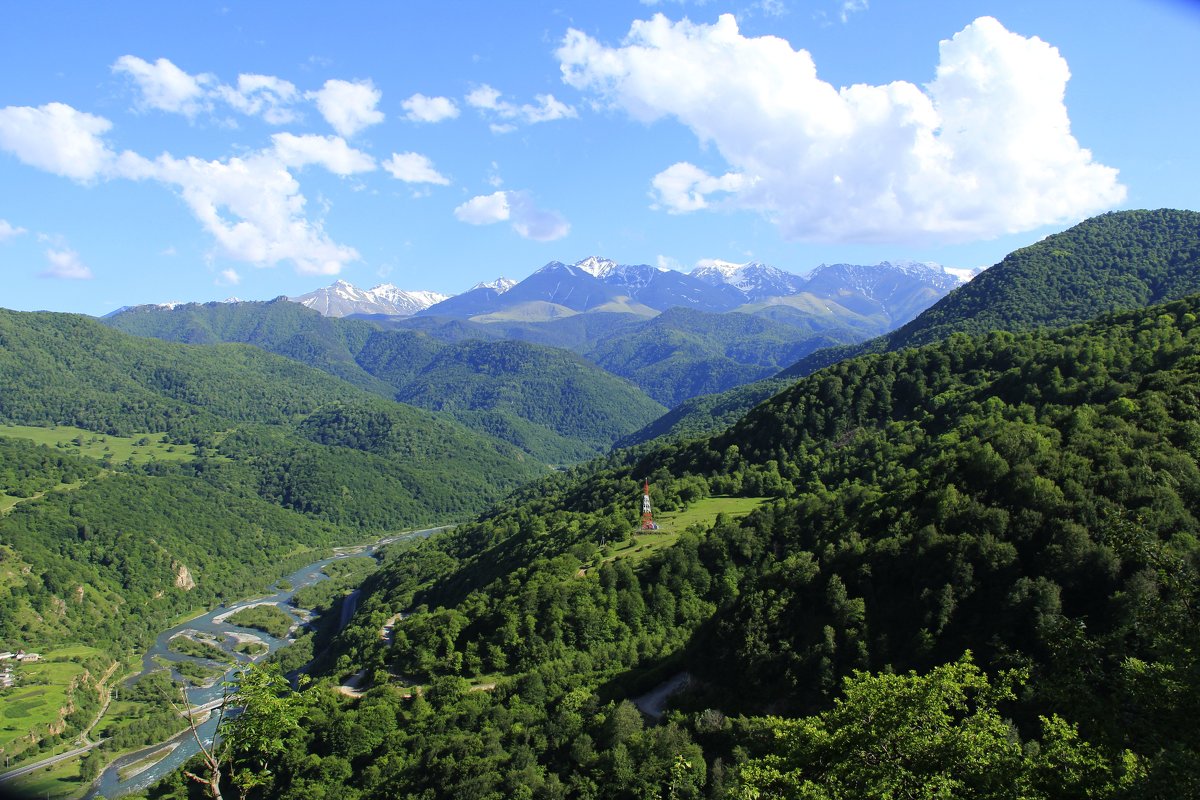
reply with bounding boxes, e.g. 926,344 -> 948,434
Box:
470,277 -> 517,293
290,280 -> 449,317
574,256 -> 619,278
691,260 -> 805,299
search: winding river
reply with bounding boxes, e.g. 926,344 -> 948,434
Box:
86,528 -> 438,799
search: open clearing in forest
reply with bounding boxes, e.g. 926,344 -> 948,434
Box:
587,495 -> 769,572
0,424 -> 197,465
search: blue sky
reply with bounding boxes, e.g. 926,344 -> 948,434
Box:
1,0 -> 1197,315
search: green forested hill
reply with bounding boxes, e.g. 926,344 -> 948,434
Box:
783,208 -> 1200,378
1,308 -> 365,437
363,336 -> 665,463
105,297 -> 394,396
585,307 -> 862,407
191,295 -> 1200,799
627,209 -> 1200,447
107,302 -> 665,464
0,309 -> 543,659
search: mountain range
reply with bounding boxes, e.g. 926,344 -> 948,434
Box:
287,257 -> 974,327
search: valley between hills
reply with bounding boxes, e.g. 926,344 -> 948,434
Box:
1,209 -> 1199,799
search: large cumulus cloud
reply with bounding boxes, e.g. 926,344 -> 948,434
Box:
558,14 -> 1125,243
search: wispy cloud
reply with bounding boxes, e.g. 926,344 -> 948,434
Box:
113,55 -> 213,117
0,219 -> 27,241
271,133 -> 376,175
454,190 -> 570,241
466,84 -> 576,132
41,246 -> 93,279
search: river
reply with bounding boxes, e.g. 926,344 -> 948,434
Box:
86,528 -> 439,799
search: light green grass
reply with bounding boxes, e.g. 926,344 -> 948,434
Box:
657,495 -> 767,531
588,495 -> 768,571
43,645 -> 107,661
5,752 -> 90,799
0,660 -> 86,761
0,424 -> 196,464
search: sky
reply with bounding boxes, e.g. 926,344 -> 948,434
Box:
1,1 -> 1198,316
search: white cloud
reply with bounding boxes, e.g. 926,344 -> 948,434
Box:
651,162 -> 745,212
455,191 -> 510,225
466,84 -> 576,129
114,56 -> 302,124
271,133 -> 375,175
558,14 -> 1125,244
218,268 -> 242,285
126,150 -> 360,275
307,79 -> 384,137
454,190 -> 569,241
112,55 -> 212,117
41,247 -> 93,280
218,74 -> 300,124
0,103 -> 117,181
0,219 -> 27,241
402,93 -> 460,123
382,152 -> 450,185
0,96 -> 360,276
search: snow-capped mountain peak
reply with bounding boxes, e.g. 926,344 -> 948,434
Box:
469,277 -> 517,294
691,260 -> 805,299
290,280 -> 449,317
574,256 -> 619,278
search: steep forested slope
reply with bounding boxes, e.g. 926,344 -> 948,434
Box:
176,295 -> 1200,800
784,208 -> 1200,378
585,307 -> 865,407
0,309 -> 543,660
628,209 -> 1200,447
107,302 -> 664,464
105,297 -> 393,396
360,336 -> 665,463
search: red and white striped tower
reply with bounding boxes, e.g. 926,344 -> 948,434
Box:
640,479 -> 656,530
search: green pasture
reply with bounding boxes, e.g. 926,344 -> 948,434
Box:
0,657 -> 88,763
587,495 -> 768,572
0,424 -> 196,465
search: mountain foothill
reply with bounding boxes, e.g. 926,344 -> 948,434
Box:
2,208 -> 1200,799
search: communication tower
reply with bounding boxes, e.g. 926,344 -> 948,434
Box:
640,479 -> 658,530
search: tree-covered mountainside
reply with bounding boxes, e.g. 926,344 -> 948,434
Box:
149,294 -> 1200,799
628,209 -> 1200,448
616,377 -> 794,447
783,208 -> 1200,379
105,296 -> 394,396
106,302 -> 664,464
0,309 -> 544,661
0,450 -> 344,654
360,336 -> 665,463
584,307 -> 867,407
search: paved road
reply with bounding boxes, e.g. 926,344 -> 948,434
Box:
0,739 -> 106,783
0,700 -> 222,785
